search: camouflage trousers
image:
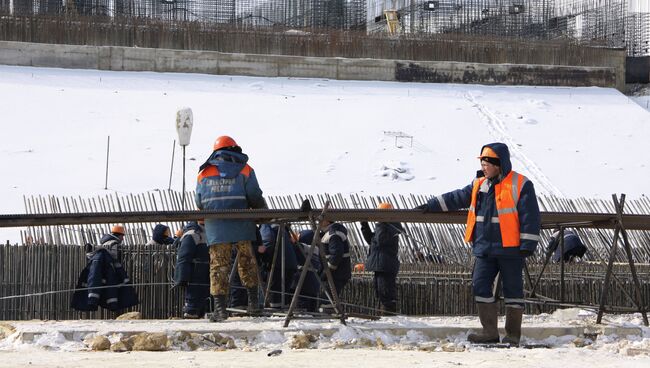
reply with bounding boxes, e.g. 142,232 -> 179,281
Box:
209,241 -> 259,296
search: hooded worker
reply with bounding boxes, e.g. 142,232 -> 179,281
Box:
360,202 -> 403,315
415,143 -> 541,346
195,135 -> 267,322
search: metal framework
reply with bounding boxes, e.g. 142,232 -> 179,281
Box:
2,1 -> 647,54
367,0 -> 648,56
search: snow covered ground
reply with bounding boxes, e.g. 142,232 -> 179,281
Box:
1,65 -> 649,242
0,309 -> 649,367
634,96 -> 650,111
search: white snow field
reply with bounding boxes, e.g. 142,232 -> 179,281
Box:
1,66 -> 650,365
1,65 -> 649,243
633,95 -> 650,112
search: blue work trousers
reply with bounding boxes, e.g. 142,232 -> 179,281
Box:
472,256 -> 525,308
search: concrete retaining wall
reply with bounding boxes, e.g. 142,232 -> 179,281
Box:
0,41 -> 620,89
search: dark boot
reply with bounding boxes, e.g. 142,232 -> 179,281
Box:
502,307 -> 523,346
247,287 -> 261,316
207,295 -> 228,322
467,303 -> 500,344
383,302 -> 397,316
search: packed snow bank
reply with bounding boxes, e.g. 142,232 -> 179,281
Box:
0,310 -> 648,358
1,65 -> 649,242
632,96 -> 650,111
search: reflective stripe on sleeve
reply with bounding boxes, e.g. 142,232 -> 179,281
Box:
436,195 -> 448,212
520,233 -> 541,242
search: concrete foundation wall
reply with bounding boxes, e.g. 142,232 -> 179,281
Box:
0,41 -> 620,89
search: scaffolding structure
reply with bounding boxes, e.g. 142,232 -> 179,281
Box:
6,0 -> 367,30
626,10 -> 650,57
368,0 -> 648,55
3,0 -> 648,55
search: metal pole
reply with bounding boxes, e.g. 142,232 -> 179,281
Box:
104,136 -> 110,190
168,140 -> 176,190
181,146 -> 186,209
281,225 -> 286,308
558,226 -> 564,303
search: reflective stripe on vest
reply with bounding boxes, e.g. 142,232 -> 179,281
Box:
464,171 -> 528,247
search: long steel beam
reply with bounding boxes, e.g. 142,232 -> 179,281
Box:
0,209 -> 649,230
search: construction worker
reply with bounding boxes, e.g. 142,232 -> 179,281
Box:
72,225 -> 138,312
293,230 -> 321,312
360,202 -> 403,315
147,224 -> 174,247
98,225 -> 126,262
173,221 -> 210,319
259,223 -> 298,309
415,143 -> 541,346
319,219 -> 352,309
548,229 -> 587,263
195,135 -> 267,322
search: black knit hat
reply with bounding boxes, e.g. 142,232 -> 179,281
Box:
481,156 -> 501,167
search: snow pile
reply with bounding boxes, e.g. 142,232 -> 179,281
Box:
376,161 -> 414,181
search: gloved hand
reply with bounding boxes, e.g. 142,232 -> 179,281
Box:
520,249 -> 533,257
414,204 -> 429,213
360,221 -> 369,229
300,199 -> 312,212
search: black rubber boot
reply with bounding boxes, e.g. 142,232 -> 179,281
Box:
467,303 -> 500,344
247,287 -> 261,316
383,302 -> 397,316
207,295 -> 228,322
502,307 -> 523,346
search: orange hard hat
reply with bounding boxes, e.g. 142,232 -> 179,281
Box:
213,136 -> 238,151
354,263 -> 365,272
377,202 -> 393,210
111,225 -> 125,235
477,146 -> 499,160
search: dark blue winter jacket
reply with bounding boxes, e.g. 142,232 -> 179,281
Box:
294,230 -> 322,297
174,222 -> 209,285
71,248 -> 138,311
259,224 -> 298,272
321,223 -> 352,281
195,149 -> 266,244
549,230 -> 587,262
362,222 -> 403,274
98,233 -> 122,260
424,143 -> 541,258
150,224 -> 174,246
174,222 -> 210,308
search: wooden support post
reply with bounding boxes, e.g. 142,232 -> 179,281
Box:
613,194 -> 649,326
284,201 -> 346,327
597,194 -> 649,326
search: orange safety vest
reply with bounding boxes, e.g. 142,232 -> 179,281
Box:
464,171 -> 528,247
